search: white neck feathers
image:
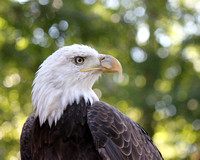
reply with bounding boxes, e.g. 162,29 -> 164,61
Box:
32,73 -> 99,126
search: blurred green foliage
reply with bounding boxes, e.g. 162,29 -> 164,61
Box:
0,0 -> 200,159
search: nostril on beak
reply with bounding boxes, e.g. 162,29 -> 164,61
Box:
99,54 -> 106,62
101,56 -> 105,61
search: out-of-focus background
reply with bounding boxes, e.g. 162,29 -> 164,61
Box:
0,0 -> 200,159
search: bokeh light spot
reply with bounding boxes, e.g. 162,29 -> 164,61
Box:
93,88 -> 102,99
110,14 -> 121,23
59,20 -> 69,31
155,28 -> 171,47
154,79 -> 172,93
182,46 -> 199,61
121,0 -> 134,9
187,99 -> 198,111
136,24 -> 150,45
3,73 -> 21,88
159,34 -> 172,47
165,65 -> 181,79
162,95 -> 172,105
39,0 -> 49,5
192,119 -> 200,130
169,22 -> 185,45
113,73 -> 129,86
0,17 -> 7,29
134,7 -> 145,17
157,48 -> 169,59
33,28 -> 44,39
134,75 -> 146,88
104,0 -> 119,10
123,10 -> 136,24
83,0 -> 96,5
130,47 -> 147,63
166,104 -> 176,117
48,25 -> 59,39
13,0 -> 30,4
126,107 -> 142,122
55,37 -> 65,47
52,0 -> 63,9
15,37 -> 29,51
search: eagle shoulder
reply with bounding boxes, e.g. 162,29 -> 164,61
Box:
20,114 -> 35,160
87,101 -> 163,160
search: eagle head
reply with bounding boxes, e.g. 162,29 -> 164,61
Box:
32,44 -> 122,126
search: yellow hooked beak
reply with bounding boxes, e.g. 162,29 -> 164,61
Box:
80,55 -> 122,78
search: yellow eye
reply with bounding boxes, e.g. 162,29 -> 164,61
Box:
75,56 -> 85,64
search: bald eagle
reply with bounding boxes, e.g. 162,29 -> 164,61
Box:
20,44 -> 163,160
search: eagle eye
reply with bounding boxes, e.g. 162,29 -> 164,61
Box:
74,56 -> 85,65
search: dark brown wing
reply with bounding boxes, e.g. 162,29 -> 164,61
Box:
20,114 -> 35,160
87,101 -> 163,160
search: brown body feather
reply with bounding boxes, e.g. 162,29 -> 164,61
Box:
88,101 -> 163,160
20,99 -> 163,160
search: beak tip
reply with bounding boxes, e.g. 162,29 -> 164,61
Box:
102,55 -> 123,78
118,67 -> 123,80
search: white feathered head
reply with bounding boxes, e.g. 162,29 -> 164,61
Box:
32,44 -> 122,126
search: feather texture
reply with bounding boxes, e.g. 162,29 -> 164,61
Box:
20,114 -> 35,160
20,99 -> 101,160
20,100 -> 163,160
87,101 -> 163,160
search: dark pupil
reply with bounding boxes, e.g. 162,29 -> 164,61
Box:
78,58 -> 82,62
76,57 -> 83,63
